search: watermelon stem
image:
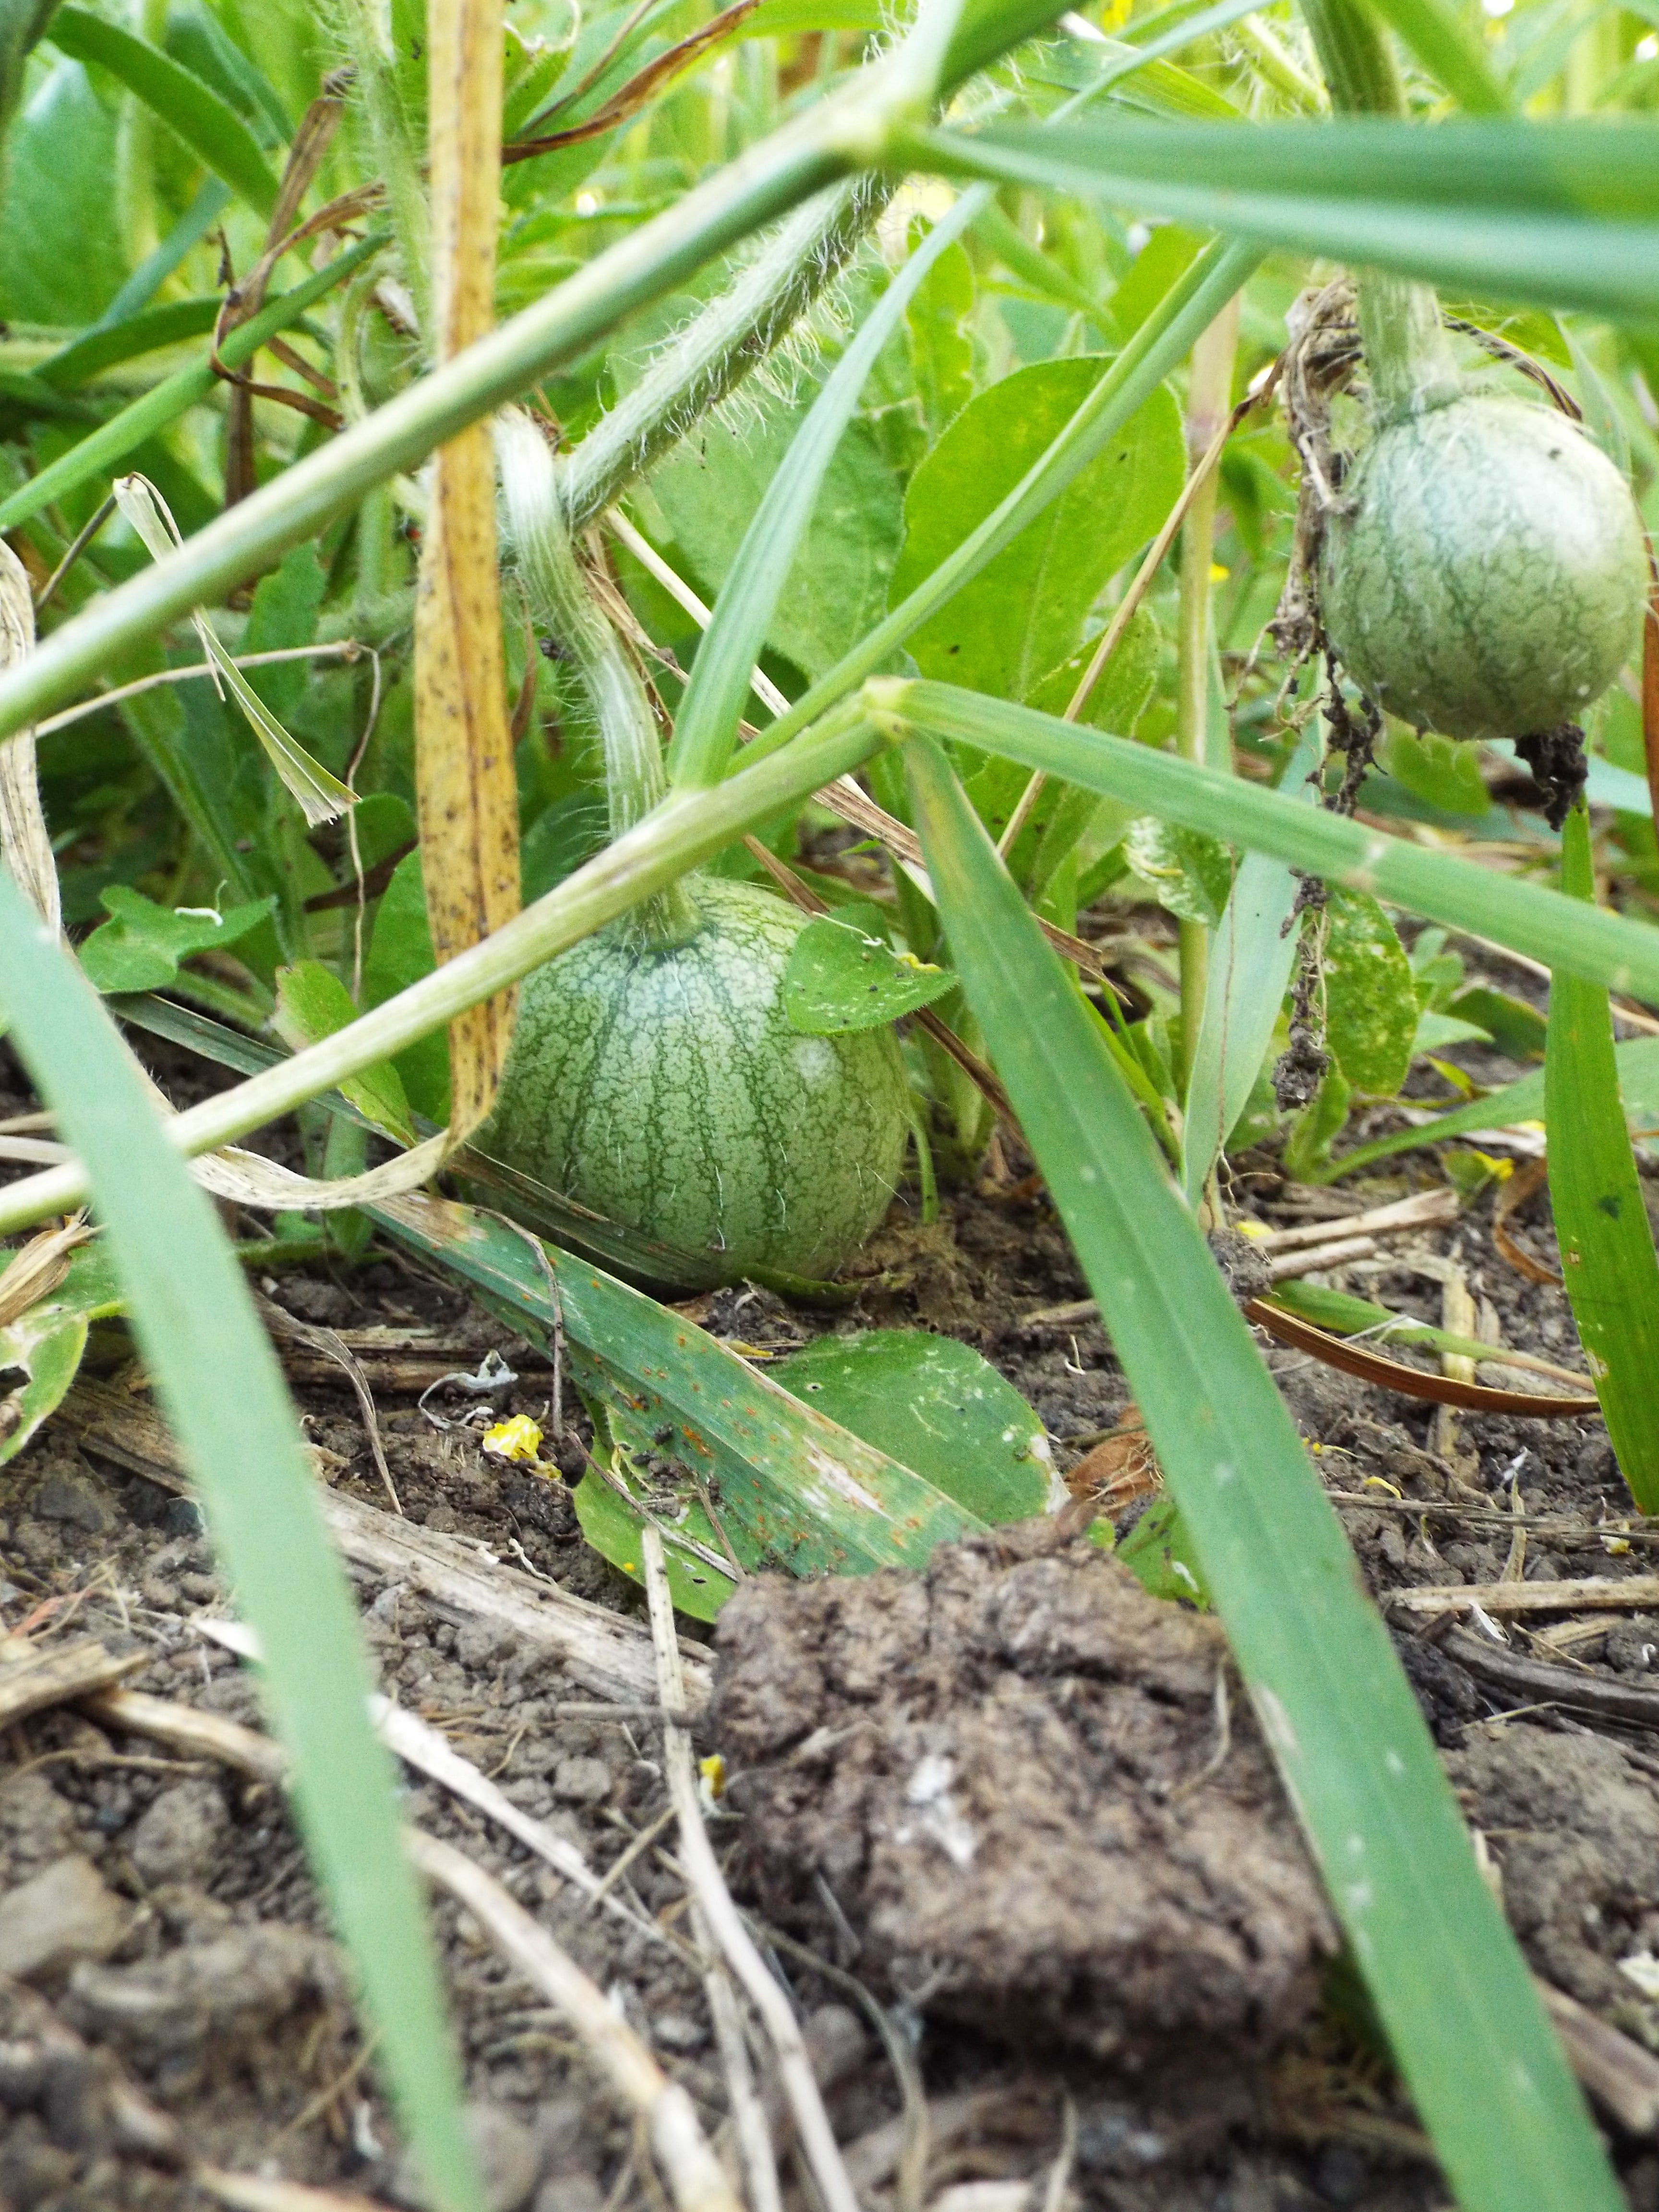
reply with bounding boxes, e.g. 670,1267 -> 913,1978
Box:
497,408 -> 701,947
1299,0 -> 1461,419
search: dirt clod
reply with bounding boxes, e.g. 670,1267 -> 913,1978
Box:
0,1855 -> 128,1982
714,1519 -> 1334,2064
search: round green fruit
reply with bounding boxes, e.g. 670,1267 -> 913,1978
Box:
478,878 -> 911,1284
1319,393 -> 1646,743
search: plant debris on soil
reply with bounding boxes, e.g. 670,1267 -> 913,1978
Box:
8,989 -> 1659,2212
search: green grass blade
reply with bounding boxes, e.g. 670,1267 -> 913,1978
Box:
0,871 -> 480,2212
1545,803 -> 1659,1513
902,118 -> 1659,319
1182,724 -> 1320,1202
0,233 -> 387,537
902,732 -> 1621,2212
874,680 -> 1659,1000
1323,1035 -> 1659,1178
745,235 -> 1264,763
35,297 -> 223,391
1366,0 -> 1509,112
667,183 -> 991,790
47,5 -> 282,217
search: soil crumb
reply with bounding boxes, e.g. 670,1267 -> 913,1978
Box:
714,1518 -> 1335,2066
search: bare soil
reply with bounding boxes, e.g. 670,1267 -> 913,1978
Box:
4,993 -> 1659,2212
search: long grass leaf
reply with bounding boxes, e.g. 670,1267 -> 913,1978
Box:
873,680 -> 1659,999
1324,1035 -> 1659,1176
902,119 -> 1659,319
1545,804 -> 1659,1513
47,4 -> 283,216
0,869 -> 480,2212
902,732 -> 1621,2212
667,183 -> 991,790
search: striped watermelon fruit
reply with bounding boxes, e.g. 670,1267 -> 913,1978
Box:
477,878 -> 911,1285
1320,393 -> 1646,743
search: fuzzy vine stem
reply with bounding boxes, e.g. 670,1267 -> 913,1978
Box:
498,409 -> 700,946
555,177 -> 892,530
336,0 -> 433,340
1298,0 -> 1459,418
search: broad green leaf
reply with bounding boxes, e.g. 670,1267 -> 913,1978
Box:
908,233 -> 977,433
273,962 -> 415,1147
242,545 -> 328,726
0,1242 -> 123,1470
1123,815 -> 1233,926
645,396 -> 904,685
878,682 -> 1659,1005
1323,887 -> 1417,1097
520,793 -> 608,903
576,1326 -> 1051,1621
768,1328 -> 1056,1524
47,4 -> 283,216
1116,1496 -> 1210,1607
0,869 -> 478,2212
902,731 -> 1622,2212
1025,602 -> 1163,736
890,360 -> 1183,704
78,886 -> 276,995
782,914 -> 955,1033
0,57 -> 126,325
907,117 -> 1659,322
1447,985 -> 1547,1059
1546,804 -> 1659,1514
362,851 -> 450,1127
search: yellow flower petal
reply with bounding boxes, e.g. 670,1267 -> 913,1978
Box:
482,1413 -> 543,1463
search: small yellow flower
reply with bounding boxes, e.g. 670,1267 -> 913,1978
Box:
699,1753 -> 726,1803
482,1413 -> 543,1463
1209,562 -> 1230,583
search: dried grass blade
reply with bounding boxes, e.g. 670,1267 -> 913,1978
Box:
416,0 -> 520,1142
0,538 -> 56,933
1243,1298 -> 1600,1415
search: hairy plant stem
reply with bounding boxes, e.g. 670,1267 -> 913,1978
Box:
337,0 -> 433,338
1298,0 -> 1459,416
498,409 -> 698,945
1175,296 -> 1238,1094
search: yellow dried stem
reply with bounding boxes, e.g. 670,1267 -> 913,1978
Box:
415,0 -> 520,1142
